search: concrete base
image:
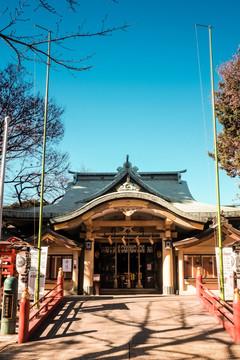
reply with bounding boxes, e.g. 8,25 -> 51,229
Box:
0,319 -> 16,335
100,288 -> 159,295
83,285 -> 93,295
163,286 -> 174,295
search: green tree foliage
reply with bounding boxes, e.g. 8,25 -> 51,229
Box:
209,48 -> 240,177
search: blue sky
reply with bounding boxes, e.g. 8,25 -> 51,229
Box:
1,0 -> 240,206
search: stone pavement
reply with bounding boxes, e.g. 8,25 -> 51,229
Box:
0,295 -> 240,360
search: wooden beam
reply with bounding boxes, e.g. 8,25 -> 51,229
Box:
54,216 -> 84,230
92,220 -> 164,228
82,211 -> 95,221
54,222 -> 69,230
108,200 -> 149,208
153,209 -> 204,230
165,218 -> 173,228
165,230 -> 171,238
163,230 -> 178,238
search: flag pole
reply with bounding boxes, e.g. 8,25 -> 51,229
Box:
208,25 -> 224,300
195,24 -> 224,300
0,116 -> 10,241
35,28 -> 51,304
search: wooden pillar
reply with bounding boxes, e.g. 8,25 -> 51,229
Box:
83,237 -> 94,295
196,267 -> 202,300
178,249 -> 184,294
72,249 -> 81,294
137,243 -> 142,288
114,238 -> 118,288
127,237 -> 131,288
162,238 -> 174,295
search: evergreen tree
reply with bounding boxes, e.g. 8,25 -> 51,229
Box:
209,48 -> 240,177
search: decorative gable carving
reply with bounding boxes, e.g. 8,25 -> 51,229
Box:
116,176 -> 140,192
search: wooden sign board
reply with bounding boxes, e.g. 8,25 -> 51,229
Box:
3,294 -> 13,319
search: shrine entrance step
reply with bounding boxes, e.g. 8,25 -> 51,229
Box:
99,288 -> 159,295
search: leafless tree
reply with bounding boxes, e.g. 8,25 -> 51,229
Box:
0,1 -> 129,204
0,63 -> 70,205
0,0 -> 129,72
0,64 -> 64,159
5,149 -> 70,206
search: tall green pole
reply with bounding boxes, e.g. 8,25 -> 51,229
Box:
208,26 -> 224,300
35,30 -> 51,304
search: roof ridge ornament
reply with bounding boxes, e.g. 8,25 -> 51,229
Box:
116,155 -> 139,174
124,155 -> 131,169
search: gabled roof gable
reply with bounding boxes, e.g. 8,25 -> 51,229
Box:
72,157 -> 190,205
26,227 -> 82,249
172,220 -> 240,248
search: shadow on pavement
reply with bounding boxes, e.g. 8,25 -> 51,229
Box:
0,296 -> 239,360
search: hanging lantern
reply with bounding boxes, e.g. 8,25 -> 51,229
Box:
164,239 -> 172,250
85,240 -> 92,250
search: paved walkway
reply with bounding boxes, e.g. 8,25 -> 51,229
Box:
0,295 -> 240,360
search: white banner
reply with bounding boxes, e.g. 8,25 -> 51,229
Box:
215,247 -> 234,301
62,258 -> 72,272
18,247 -> 48,301
28,247 -> 48,301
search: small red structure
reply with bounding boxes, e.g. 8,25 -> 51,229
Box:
18,267 -> 64,343
196,267 -> 240,344
18,288 -> 30,344
233,289 -> 240,344
0,237 -> 20,294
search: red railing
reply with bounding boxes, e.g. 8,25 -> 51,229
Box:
18,268 -> 64,343
196,271 -> 240,344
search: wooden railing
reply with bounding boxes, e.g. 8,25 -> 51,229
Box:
18,268 -> 64,343
196,269 -> 240,344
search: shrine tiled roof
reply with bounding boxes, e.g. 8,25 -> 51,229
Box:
3,156 -> 240,222
32,161 -> 196,217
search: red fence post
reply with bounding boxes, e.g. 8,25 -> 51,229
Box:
18,288 -> 30,344
196,267 -> 202,300
10,249 -> 15,276
233,288 -> 240,344
57,267 -> 64,298
43,303 -> 48,312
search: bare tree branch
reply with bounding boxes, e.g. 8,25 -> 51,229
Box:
0,63 -> 70,205
0,1 -> 130,71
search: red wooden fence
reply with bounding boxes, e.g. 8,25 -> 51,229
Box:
18,268 -> 64,343
196,268 -> 240,344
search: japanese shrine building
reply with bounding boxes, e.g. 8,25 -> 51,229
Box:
3,157 -> 240,295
